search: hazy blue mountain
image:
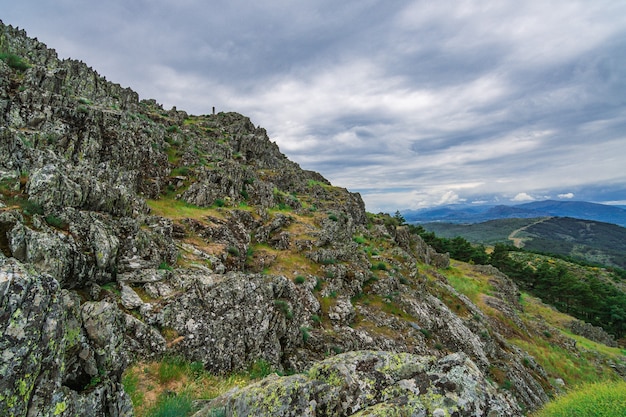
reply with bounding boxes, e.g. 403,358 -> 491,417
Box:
403,200 -> 626,227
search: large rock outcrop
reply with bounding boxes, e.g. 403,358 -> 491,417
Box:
0,256 -> 135,417
196,350 -> 520,417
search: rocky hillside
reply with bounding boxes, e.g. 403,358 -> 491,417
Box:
1,21 -> 625,417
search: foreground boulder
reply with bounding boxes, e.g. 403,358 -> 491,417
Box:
197,350 -> 519,417
0,257 -> 134,417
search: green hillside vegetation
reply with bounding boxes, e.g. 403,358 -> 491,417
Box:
423,218 -> 539,245
408,223 -> 490,264
490,245 -> 626,338
522,217 -> 626,269
422,217 -> 626,270
533,380 -> 626,417
122,254 -> 626,417
407,216 -> 626,339
119,210 -> 626,416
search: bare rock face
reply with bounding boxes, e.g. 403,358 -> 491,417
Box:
568,320 -> 617,347
195,350 -> 520,417
149,272 -> 307,373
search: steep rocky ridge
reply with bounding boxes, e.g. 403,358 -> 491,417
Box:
1,21 -> 624,417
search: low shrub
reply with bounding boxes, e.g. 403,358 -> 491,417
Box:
247,359 -> 274,379
22,199 -> 44,216
274,300 -> 293,319
147,392 -> 192,417
158,261 -> 173,271
372,262 -> 387,271
300,326 -> 311,342
0,52 -> 31,71
45,214 -> 69,230
157,357 -> 186,384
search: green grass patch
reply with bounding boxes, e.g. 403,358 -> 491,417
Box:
170,166 -> 191,177
511,337 -> 618,387
246,359 -> 275,379
0,52 -> 31,71
122,371 -> 144,409
533,380 -> 626,417
158,261 -> 173,271
157,356 -> 187,384
147,198 -> 222,221
443,264 -> 493,304
274,300 -> 293,319
146,392 -> 192,417
122,357 -> 259,417
353,235 -> 367,244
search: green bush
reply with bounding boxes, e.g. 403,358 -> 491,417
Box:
535,380 -> 626,417
147,392 -> 192,417
294,275 -> 306,284
157,357 -> 186,384
158,261 -> 173,271
171,166 -> 190,176
247,359 -> 274,379
372,262 -> 387,271
0,52 -> 31,71
227,246 -> 240,257
353,235 -> 366,244
22,199 -> 44,216
274,300 -> 293,319
300,326 -> 311,342
45,214 -> 69,230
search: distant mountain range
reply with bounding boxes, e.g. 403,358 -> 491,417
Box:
403,200 -> 626,227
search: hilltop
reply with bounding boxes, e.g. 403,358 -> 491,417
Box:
423,217 -> 626,269
1,21 -> 625,417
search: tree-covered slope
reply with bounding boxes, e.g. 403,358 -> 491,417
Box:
423,217 -> 626,269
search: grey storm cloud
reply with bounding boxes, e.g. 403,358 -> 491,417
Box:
3,0 -> 626,212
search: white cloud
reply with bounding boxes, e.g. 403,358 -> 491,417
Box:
438,191 -> 461,205
511,193 -> 535,202
558,193 -> 575,199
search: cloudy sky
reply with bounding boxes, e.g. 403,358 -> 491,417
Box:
3,1 -> 626,212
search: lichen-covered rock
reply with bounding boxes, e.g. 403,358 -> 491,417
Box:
152,272 -> 308,373
568,320 -> 617,347
119,284 -> 143,309
0,257 -> 133,417
196,350 -> 520,417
